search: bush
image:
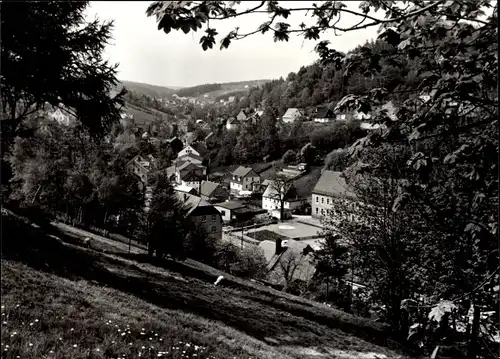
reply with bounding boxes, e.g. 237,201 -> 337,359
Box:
232,245 -> 268,279
282,149 -> 297,165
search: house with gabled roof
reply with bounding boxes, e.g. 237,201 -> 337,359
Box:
126,154 -> 157,189
177,142 -> 208,160
174,153 -> 204,168
230,166 -> 260,194
314,107 -> 336,123
312,170 -> 357,219
183,195 -> 222,240
236,109 -> 254,122
262,181 -> 306,219
199,180 -> 229,204
165,136 -> 183,153
282,108 -> 304,123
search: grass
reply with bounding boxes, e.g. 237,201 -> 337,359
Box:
1,208 -> 411,359
252,230 -> 291,243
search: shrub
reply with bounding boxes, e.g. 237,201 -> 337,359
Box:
232,245 -> 268,279
282,149 -> 297,165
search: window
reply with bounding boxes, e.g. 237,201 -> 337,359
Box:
321,197 -> 324,204
321,209 -> 325,215
221,210 -> 226,216
316,208 -> 318,214
212,215 -> 216,222
211,226 -> 216,233
202,216 -> 206,222
315,196 -> 318,203
326,198 -> 330,205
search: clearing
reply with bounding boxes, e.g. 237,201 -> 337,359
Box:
1,208 -> 410,359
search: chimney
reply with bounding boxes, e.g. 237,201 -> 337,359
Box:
275,238 -> 282,255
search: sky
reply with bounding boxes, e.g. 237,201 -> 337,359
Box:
85,1 -> 381,88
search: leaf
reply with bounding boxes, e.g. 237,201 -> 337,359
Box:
428,300 -> 456,323
334,2 -> 346,10
358,1 -> 370,13
416,15 -> 427,27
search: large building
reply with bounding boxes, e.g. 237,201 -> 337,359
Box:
311,170 -> 357,219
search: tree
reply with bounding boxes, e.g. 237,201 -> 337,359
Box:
232,245 -> 268,279
324,148 -> 350,171
267,174 -> 294,222
1,1 -> 125,139
259,103 -> 281,160
298,143 -> 316,165
281,149 -> 296,165
144,172 -> 186,260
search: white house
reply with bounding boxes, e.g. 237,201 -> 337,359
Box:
230,166 -> 260,195
213,201 -> 247,223
282,108 -> 304,123
262,181 -> 306,217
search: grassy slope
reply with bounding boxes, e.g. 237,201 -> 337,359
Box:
1,209 -> 409,359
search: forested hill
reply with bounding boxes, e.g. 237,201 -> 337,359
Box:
118,80 -> 182,98
224,39 -> 421,116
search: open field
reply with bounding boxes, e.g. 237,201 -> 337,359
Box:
1,208 -> 411,359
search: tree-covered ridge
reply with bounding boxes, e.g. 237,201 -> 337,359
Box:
174,83 -> 223,98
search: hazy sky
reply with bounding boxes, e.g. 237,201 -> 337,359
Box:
85,1 -> 380,88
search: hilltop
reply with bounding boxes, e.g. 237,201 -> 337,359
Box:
1,208 -> 409,359
119,80 -> 183,98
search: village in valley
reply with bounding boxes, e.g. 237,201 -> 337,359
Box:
2,1 -> 498,359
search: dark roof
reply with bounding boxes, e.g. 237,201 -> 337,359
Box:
177,161 -> 200,172
191,142 -> 208,157
199,180 -> 221,197
312,170 -> 356,199
183,196 -> 221,217
214,200 -> 246,210
180,168 -> 204,181
315,107 -> 334,118
232,166 -> 256,177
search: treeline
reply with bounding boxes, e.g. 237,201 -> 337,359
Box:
174,83 -> 222,98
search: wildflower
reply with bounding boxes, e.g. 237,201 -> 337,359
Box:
2,321 -> 6,325
50,351 -> 54,353
142,346 -> 145,350
70,328 -> 74,331
112,341 -> 115,344
96,349 -> 100,352
16,304 -> 19,308
121,332 -> 126,336
59,338 -> 62,341
30,322 -> 34,326
34,319 -> 39,323
29,343 -> 33,347
73,344 -> 77,348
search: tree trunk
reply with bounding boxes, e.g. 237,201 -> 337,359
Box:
467,305 -> 480,359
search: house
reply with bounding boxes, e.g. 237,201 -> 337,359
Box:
174,153 -> 204,167
173,184 -> 198,203
179,169 -> 205,192
126,154 -> 157,189
177,142 -> 208,160
165,136 -> 183,153
226,117 -> 239,131
282,108 -> 304,123
311,170 -> 357,219
259,238 -> 316,288
49,108 -> 75,126
183,196 -> 222,240
175,161 -> 205,182
230,166 -> 260,195
314,107 -> 336,123
236,109 -> 252,122
262,181 -> 306,219
199,180 -> 229,203
213,200 -> 247,223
